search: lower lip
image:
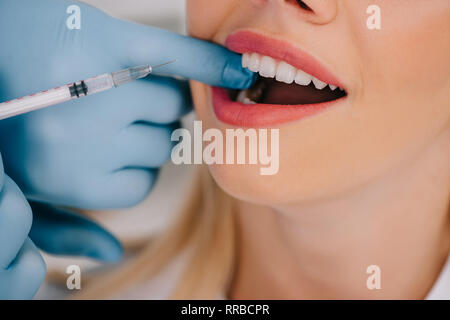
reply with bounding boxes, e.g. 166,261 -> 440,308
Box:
211,87 -> 345,127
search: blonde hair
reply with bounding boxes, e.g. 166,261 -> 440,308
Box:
75,165 -> 237,299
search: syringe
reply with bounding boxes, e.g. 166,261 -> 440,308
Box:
0,60 -> 176,121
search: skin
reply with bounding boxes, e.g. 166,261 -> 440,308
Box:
187,0 -> 450,298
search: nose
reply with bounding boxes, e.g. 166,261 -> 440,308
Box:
252,0 -> 338,25
289,0 -> 338,24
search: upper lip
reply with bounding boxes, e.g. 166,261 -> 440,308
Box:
225,30 -> 345,90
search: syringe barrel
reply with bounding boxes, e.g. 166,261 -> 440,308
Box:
0,86 -> 72,120
82,73 -> 115,95
0,64 -> 155,121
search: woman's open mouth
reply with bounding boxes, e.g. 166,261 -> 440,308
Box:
230,52 -> 346,105
211,31 -> 348,127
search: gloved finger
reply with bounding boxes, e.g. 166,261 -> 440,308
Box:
29,202 -> 123,263
0,153 -> 4,186
0,238 -> 46,300
0,176 -> 32,269
113,123 -> 175,169
111,19 -> 255,89
102,76 -> 192,125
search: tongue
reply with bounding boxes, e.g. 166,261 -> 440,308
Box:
253,78 -> 345,105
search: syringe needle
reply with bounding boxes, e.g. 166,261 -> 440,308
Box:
151,60 -> 178,71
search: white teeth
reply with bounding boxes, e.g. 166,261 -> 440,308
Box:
242,53 -> 250,69
294,69 -> 313,86
237,90 -> 246,102
259,56 -> 278,78
312,77 -> 327,90
248,53 -> 261,73
236,90 -> 256,105
275,61 -> 296,84
242,52 -> 342,92
243,97 -> 256,105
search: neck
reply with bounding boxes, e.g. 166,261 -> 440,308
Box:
230,129 -> 450,299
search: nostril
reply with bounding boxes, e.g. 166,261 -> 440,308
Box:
296,0 -> 312,11
286,0 -> 313,12
286,0 -> 337,24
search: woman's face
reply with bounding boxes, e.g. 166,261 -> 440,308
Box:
187,0 -> 450,206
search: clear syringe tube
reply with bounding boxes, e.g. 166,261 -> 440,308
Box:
0,62 -> 173,121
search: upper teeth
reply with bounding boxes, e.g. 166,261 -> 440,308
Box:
242,52 -> 340,91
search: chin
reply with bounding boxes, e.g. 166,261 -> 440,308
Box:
206,158 -> 341,208
207,163 -> 289,206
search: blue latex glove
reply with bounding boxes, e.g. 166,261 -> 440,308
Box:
0,153 -> 44,299
0,153 -> 121,299
0,0 -> 254,209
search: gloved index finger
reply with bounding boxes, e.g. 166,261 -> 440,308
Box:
113,20 -> 255,89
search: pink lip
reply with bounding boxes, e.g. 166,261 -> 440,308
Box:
211,31 -> 347,128
212,87 -> 343,127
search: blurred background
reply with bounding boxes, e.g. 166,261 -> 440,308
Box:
37,0 -> 194,299
84,0 -> 187,32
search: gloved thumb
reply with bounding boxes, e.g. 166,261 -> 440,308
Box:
29,202 -> 123,263
109,18 -> 255,89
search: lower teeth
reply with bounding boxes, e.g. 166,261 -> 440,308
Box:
236,78 -> 267,105
237,90 -> 256,104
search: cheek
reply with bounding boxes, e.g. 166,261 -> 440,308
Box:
355,2 -> 450,95
186,0 -> 236,39
347,1 -> 450,171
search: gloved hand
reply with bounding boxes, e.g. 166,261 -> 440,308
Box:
0,0 -> 253,209
0,153 -> 122,299
0,152 -> 44,299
